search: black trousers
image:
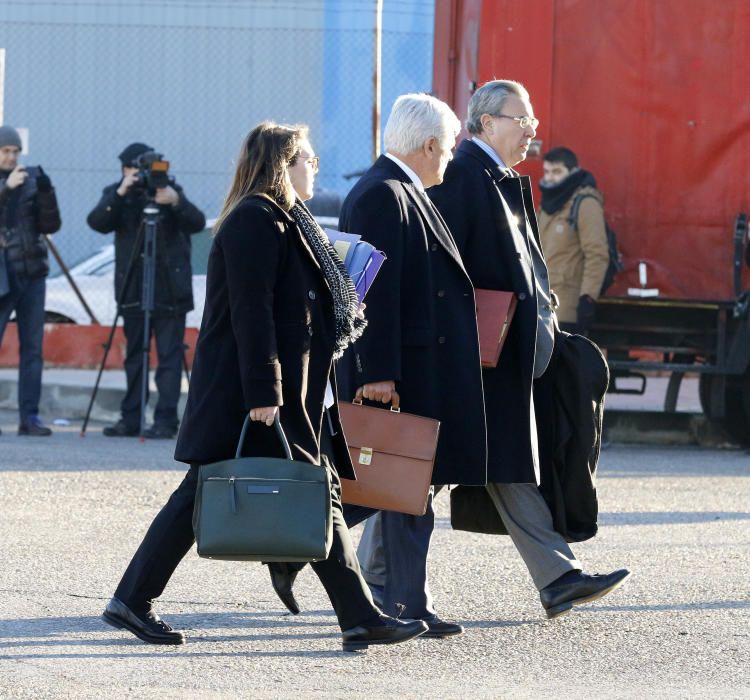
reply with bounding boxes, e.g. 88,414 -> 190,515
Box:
113,463 -> 380,632
121,313 -> 186,429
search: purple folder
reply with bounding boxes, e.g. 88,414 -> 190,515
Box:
325,229 -> 387,302
354,249 -> 386,302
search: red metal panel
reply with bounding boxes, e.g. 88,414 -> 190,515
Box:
432,0 -> 483,115
476,0 -> 555,188
0,324 -> 198,369
546,0 -> 750,299
439,0 -> 750,300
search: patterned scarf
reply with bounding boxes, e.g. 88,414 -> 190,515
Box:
290,200 -> 367,359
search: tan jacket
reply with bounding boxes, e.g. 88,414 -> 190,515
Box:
538,186 -> 609,323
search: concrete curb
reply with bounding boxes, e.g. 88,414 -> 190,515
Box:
1,373 -> 738,447
0,376 -> 187,425
603,410 -> 739,448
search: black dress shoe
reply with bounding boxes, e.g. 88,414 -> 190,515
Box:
540,568 -> 631,619
18,416 -> 52,436
102,420 -> 139,437
143,424 -> 177,439
102,597 -> 185,645
267,562 -> 302,615
419,614 -> 464,638
342,615 -> 428,652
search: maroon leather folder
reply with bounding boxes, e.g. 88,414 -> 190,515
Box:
475,289 -> 517,368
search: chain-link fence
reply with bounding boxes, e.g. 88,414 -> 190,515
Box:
0,0 -> 434,326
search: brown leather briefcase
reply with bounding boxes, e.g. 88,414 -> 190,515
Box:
338,393 -> 439,516
475,289 -> 517,367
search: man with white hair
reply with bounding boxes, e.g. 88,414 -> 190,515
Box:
429,79 -> 630,619
268,93 -> 487,638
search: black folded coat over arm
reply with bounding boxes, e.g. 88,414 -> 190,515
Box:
450,332 -> 608,542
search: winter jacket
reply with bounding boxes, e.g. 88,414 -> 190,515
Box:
87,182 -> 205,317
537,186 -> 609,323
0,167 -> 61,279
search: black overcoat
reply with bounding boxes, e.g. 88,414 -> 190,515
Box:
337,155 -> 487,486
87,182 -> 206,317
174,196 -> 354,479
430,139 -> 543,484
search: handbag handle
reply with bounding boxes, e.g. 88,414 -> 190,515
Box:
235,413 -> 293,460
352,389 -> 401,414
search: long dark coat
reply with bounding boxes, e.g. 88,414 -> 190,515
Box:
174,196 -> 354,479
87,182 -> 206,317
430,139 -> 544,484
337,155 -> 487,486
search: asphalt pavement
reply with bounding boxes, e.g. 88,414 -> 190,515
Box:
0,407 -> 748,699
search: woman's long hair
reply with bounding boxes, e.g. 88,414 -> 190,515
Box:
214,121 -> 307,235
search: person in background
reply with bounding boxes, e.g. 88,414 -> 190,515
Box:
538,146 -> 609,335
87,143 -> 205,439
0,125 -> 62,437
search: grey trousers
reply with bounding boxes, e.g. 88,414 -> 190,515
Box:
484,482 -> 581,589
359,483 -> 581,593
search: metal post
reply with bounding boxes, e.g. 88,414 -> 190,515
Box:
139,204 -> 159,438
372,0 -> 383,162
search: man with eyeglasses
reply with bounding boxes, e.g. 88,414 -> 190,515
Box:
426,79 -> 629,620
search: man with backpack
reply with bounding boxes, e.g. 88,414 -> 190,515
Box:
538,147 -> 612,335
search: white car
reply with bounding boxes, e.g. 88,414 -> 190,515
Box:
44,222 -> 215,328
44,215 -> 339,328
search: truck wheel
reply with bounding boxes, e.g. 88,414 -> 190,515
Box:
699,371 -> 750,445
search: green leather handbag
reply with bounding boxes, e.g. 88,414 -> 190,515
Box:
192,415 -> 333,562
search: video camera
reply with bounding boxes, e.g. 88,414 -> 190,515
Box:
131,150 -> 172,193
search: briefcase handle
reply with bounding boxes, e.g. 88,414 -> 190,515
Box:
235,413 -> 293,460
352,389 -> 401,413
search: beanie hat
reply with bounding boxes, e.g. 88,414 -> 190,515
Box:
0,126 -> 22,149
118,142 -> 153,166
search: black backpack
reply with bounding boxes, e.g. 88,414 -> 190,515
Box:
567,192 -> 624,294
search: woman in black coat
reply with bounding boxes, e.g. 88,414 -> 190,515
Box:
102,122 -> 427,652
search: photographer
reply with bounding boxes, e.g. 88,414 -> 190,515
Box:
87,142 -> 205,439
0,125 -> 62,437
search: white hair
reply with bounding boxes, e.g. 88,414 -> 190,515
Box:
383,93 -> 461,155
466,80 -> 530,135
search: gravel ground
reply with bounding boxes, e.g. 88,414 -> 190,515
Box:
0,408 -> 748,699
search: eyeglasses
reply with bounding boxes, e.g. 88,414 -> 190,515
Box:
292,155 -> 320,173
495,114 -> 539,130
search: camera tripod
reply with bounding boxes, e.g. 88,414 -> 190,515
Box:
81,199 -> 190,438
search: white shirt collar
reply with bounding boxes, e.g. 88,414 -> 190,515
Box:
471,136 -> 508,170
385,152 -> 425,192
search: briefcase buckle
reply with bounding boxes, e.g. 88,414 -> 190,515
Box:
358,446 -> 373,465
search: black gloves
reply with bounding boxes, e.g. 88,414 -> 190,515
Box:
36,166 -> 52,193
576,295 -> 596,336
